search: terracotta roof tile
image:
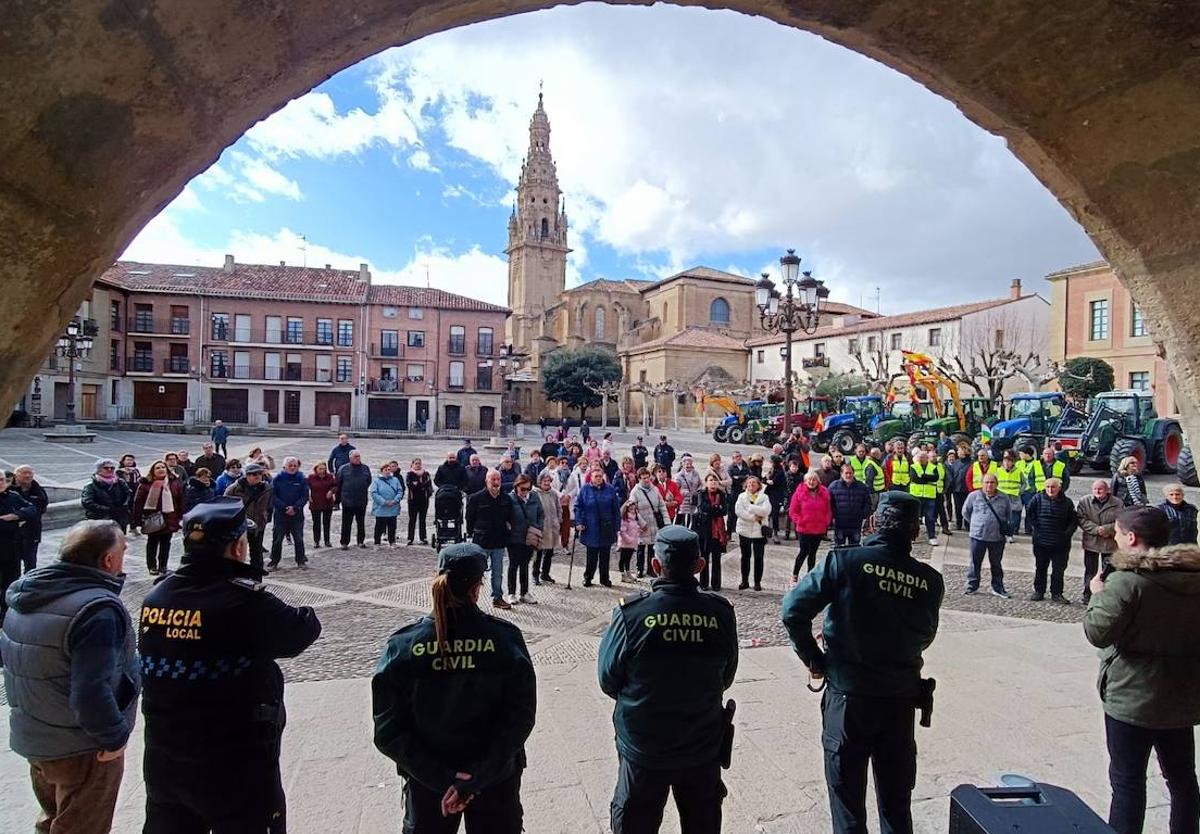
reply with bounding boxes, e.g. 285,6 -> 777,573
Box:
563,278 -> 647,294
745,296 -> 1032,346
367,284 -> 508,313
626,326 -> 748,353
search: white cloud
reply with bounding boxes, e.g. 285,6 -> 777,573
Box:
233,154 -> 304,201
390,244 -> 509,306
408,148 -> 438,172
363,3 -> 1098,309
244,91 -> 420,160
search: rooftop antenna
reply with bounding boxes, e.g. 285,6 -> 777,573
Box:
873,286 -> 881,315
425,262 -> 431,289
299,233 -> 307,267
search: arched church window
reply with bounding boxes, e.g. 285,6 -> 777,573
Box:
710,297 -> 731,324
595,306 -> 606,340
540,218 -> 549,238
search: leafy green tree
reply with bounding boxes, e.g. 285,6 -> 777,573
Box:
541,347 -> 622,420
1059,357 -> 1115,400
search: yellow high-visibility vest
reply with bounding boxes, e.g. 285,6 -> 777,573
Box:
1033,459 -> 1067,491
996,465 -> 1022,497
971,461 -> 998,488
891,456 -> 910,487
909,462 -> 938,499
850,456 -> 885,492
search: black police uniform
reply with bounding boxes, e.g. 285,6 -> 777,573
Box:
781,491 -> 943,834
372,543 -> 536,834
138,498 -> 322,833
598,525 -> 739,834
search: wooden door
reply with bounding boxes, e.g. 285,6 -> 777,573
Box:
80,385 -> 99,420
368,398 -> 408,430
211,388 -> 249,423
133,382 -> 186,420
263,389 -> 279,424
284,390 -> 301,424
314,391 -> 351,428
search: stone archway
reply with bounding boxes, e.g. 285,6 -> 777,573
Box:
6,2 -> 1200,435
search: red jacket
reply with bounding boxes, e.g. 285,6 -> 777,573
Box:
654,478 -> 684,520
307,472 -> 338,511
132,476 -> 184,532
788,483 -> 833,535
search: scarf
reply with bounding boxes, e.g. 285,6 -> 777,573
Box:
707,491 -> 728,547
1125,474 -> 1146,506
95,472 -> 118,486
146,477 -> 175,513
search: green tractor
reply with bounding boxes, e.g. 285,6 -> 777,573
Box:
877,400 -> 938,450
1048,389 -> 1184,474
917,396 -> 996,450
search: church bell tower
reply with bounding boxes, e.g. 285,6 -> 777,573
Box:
506,92 -> 570,355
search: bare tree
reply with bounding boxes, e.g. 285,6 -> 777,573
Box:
848,335 -> 907,394
585,377 -> 627,432
936,306 -> 1048,403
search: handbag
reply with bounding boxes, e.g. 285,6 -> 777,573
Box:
520,500 -> 542,547
142,511 -> 166,534
641,486 -> 665,528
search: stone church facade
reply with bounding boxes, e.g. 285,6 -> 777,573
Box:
505,96 -> 768,424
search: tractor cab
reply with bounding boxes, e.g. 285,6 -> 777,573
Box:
1091,391 -> 1155,433
988,392 -> 1067,452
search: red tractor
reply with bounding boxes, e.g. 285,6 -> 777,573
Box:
760,396 -> 833,446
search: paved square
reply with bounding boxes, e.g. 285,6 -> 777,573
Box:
0,426 -> 1192,832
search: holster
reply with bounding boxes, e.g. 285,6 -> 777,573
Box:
719,699 -> 737,769
916,678 -> 936,728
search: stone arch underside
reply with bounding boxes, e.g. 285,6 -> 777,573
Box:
6,2 -> 1200,435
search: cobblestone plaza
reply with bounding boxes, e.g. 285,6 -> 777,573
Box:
0,427 -> 1188,832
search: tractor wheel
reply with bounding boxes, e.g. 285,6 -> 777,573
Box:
907,432 -> 924,453
1108,437 -> 1147,476
1013,435 -> 1038,455
1068,456 -> 1084,476
712,426 -> 728,443
728,426 -> 746,444
1178,445 -> 1200,487
1152,423 -> 1185,474
832,430 -> 857,456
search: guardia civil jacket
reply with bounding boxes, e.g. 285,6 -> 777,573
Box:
781,532 -> 943,698
372,603 -> 535,793
598,578 -> 738,769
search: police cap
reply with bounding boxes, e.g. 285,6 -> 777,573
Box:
437,542 -> 488,582
653,524 -> 701,569
181,496 -> 253,551
875,490 -> 922,527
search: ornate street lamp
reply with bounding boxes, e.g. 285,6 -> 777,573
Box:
55,316 -> 97,425
755,249 -> 830,436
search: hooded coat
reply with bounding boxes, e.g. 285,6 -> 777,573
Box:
1084,545 -> 1200,729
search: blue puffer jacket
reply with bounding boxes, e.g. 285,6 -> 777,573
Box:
828,479 -> 873,530
574,482 -> 621,549
370,475 -> 405,518
271,469 -> 309,514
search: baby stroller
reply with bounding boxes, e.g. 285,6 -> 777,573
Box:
431,484 -> 464,551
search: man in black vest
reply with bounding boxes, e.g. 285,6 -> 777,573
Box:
139,498 -> 321,832
599,525 -> 739,833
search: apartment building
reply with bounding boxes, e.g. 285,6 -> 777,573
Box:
1047,260 -> 1175,415
21,257 -> 507,432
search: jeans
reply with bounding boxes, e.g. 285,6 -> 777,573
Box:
739,536 -> 765,586
19,530 -> 39,573
1032,542 -> 1069,596
585,546 -> 612,585
618,547 -> 636,573
1008,506 -> 1022,536
966,538 -> 1006,592
1083,549 -> 1111,601
146,531 -> 173,573
340,506 -> 366,546
483,547 -> 506,599
795,533 -> 823,575
834,527 -> 862,548
407,499 -> 428,542
0,557 -> 19,625
1106,713 -> 1200,834
270,510 -> 307,565
31,750 -> 125,834
374,516 -> 397,544
920,498 -> 938,539
1021,492 -> 1036,534
698,541 -> 723,590
507,543 -> 532,596
247,528 -> 265,571
213,441 -> 228,458
311,508 -> 332,544
936,493 -> 950,531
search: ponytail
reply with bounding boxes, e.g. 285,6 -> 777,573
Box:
431,573 -> 479,655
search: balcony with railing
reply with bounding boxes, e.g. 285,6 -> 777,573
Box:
209,325 -> 341,347
367,377 -> 407,394
164,357 -> 191,375
475,374 -> 493,392
370,341 -> 405,358
127,355 -> 155,373
128,316 -> 191,336
209,363 -> 338,383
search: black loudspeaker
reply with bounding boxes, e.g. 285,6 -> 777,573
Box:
949,783 -> 1115,833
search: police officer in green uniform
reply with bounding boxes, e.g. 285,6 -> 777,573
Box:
373,542 -> 536,834
139,497 -> 322,833
599,525 -> 739,834
781,492 -> 943,834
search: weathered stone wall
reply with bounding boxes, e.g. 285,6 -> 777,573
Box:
5,1 -> 1200,439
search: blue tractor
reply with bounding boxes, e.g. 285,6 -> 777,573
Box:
812,395 -> 888,455
986,392 -> 1069,455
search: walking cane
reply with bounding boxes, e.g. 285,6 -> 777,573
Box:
566,528 -> 579,590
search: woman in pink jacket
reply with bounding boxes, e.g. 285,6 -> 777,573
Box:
788,470 -> 832,581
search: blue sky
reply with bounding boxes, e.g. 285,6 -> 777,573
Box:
124,3 -> 1100,312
